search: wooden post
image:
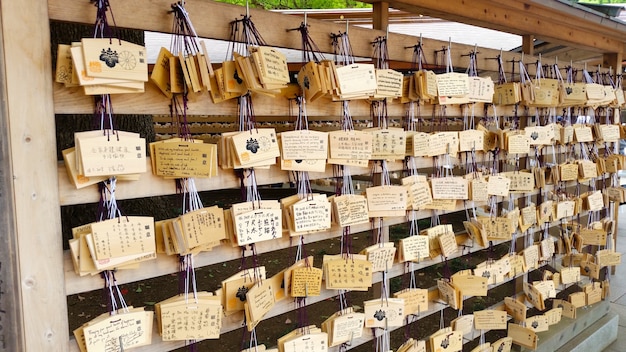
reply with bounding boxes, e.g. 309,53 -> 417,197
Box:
522,34 -> 535,56
372,1 -> 389,31
602,52 -> 623,73
0,14 -> 23,351
0,0 -> 68,351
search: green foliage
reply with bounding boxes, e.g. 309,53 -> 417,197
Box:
449,257 -> 470,273
389,223 -> 409,241
215,0 -> 371,10
390,276 -> 403,293
472,297 -> 486,311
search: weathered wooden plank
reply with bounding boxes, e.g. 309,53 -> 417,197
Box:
0,0 -> 68,350
0,15 -> 23,352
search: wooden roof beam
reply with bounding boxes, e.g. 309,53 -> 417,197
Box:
361,0 -> 625,55
503,0 -> 626,40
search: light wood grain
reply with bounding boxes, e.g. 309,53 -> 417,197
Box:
53,81 -> 489,116
47,0 -> 607,73
363,0 -> 624,54
0,10 -> 24,352
1,0 -> 69,350
58,159 -> 402,205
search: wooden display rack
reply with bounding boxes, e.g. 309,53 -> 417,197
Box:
0,0 -> 623,351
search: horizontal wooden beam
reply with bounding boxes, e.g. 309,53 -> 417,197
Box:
515,0 -> 626,40
59,141 -> 575,206
53,81 -> 470,117
279,8 -> 422,23
47,0 -> 608,92
480,0 -> 623,40
58,158 -> 402,206
45,0 -> 472,68
362,0 -> 625,55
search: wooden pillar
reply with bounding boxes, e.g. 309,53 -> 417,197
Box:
522,34 -> 535,56
373,1 -> 389,31
0,15 -> 23,352
605,52 -> 625,275
602,52 -> 623,74
0,0 -> 68,351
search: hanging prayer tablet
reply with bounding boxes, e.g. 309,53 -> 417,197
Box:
234,208 -> 282,246
90,216 -> 155,260
156,293 -> 222,341
398,235 -> 429,262
290,267 -> 323,297
76,308 -> 153,352
473,310 -> 507,330
360,243 -> 396,272
56,44 -> 77,86
368,127 -> 407,160
326,311 -> 365,346
468,76 -> 494,103
430,328 -> 463,352
279,130 -> 328,160
431,177 -> 469,200
81,38 -> 148,82
508,323 -> 538,350
324,256 -> 372,291
334,63 -> 377,99
363,298 -> 405,328
374,69 -> 404,98
244,280 -> 276,331
231,128 -> 280,166
366,185 -> 408,217
76,130 -> 146,177
328,130 -> 373,161
150,47 -> 174,98
459,129 -> 484,152
333,194 -> 369,227
394,288 -> 428,316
